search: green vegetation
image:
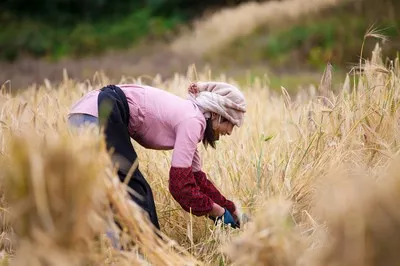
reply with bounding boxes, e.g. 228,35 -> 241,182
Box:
0,9 -> 182,61
263,16 -> 397,68
0,0 -> 250,61
1,0 -> 400,70
214,11 -> 399,70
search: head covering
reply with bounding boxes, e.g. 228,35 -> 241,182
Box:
187,81 -> 246,127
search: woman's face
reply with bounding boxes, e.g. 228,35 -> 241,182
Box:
211,114 -> 234,140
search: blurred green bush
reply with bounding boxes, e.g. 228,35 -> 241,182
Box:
209,1 -> 400,71
0,0 -> 261,61
0,0 -> 399,66
0,9 -> 181,61
0,0 -> 257,24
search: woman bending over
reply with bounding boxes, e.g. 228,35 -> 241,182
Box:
68,81 -> 246,230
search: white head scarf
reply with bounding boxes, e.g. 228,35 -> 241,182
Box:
187,81 -> 246,127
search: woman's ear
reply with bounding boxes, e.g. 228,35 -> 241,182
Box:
210,113 -> 219,131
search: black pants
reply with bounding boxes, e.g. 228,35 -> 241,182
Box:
98,85 -> 160,230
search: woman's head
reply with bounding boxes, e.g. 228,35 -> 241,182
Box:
211,113 -> 234,137
202,112 -> 236,149
188,81 -> 246,148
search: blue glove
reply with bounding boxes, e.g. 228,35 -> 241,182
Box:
210,208 -> 239,229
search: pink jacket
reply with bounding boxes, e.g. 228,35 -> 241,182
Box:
69,84 -> 205,172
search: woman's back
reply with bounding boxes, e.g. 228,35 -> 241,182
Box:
119,84 -> 206,151
69,84 -> 206,170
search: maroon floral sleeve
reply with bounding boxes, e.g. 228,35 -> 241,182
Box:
193,170 -> 236,214
169,166 -> 214,216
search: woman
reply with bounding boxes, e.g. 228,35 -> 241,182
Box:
68,81 -> 246,230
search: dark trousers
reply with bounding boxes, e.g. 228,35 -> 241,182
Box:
98,85 -> 160,230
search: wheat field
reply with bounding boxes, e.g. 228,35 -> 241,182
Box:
2,40 -> 400,266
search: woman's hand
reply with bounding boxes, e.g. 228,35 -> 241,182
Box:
209,205 -> 240,229
209,203 -> 225,217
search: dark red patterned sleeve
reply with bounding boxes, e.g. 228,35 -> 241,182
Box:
193,171 -> 236,214
169,166 -> 214,216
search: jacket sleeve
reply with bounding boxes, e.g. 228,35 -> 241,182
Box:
169,166 -> 214,216
193,170 -> 236,214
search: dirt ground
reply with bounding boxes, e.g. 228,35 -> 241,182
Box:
0,42 -> 212,90
0,39 -> 323,92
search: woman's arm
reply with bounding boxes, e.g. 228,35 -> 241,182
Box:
192,147 -> 237,216
169,166 -> 224,216
193,170 -> 237,218
170,117 -> 230,217
169,155 -> 227,217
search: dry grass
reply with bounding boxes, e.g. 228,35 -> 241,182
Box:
171,0 -> 354,56
0,74 -> 200,265
2,40 -> 400,265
